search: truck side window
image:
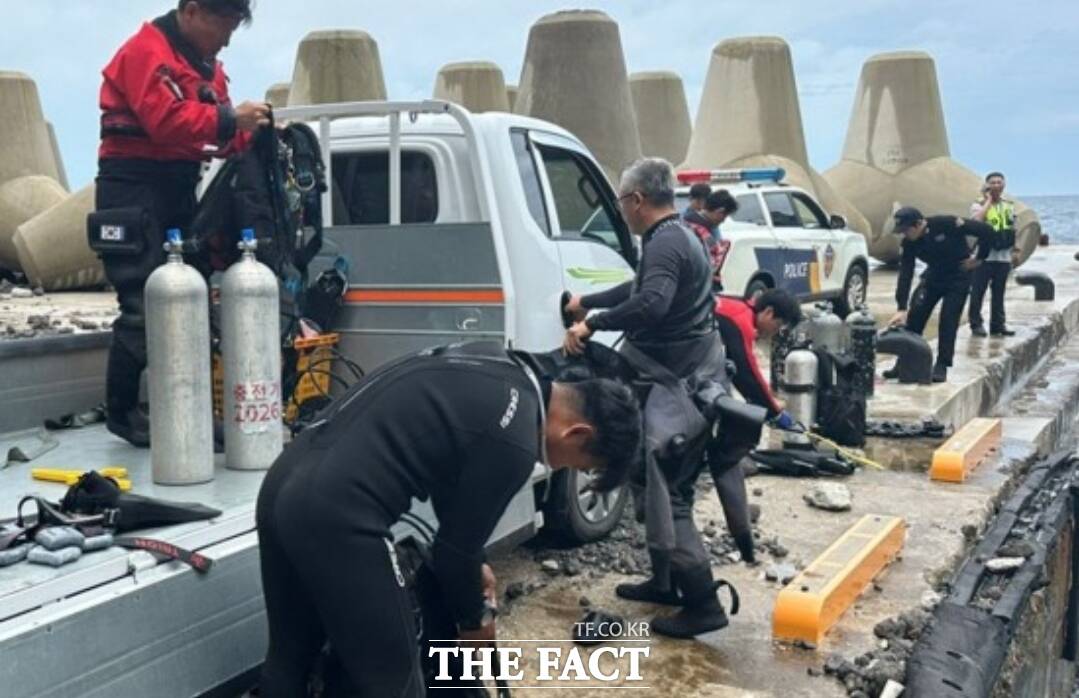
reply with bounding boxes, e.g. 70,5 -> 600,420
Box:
763,192 -> 799,228
331,151 -> 439,225
731,193 -> 767,225
535,144 -> 633,263
791,193 -> 828,229
510,131 -> 551,235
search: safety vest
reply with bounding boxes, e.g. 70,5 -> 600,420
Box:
984,199 -> 1015,232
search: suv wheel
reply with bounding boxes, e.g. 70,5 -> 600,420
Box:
834,264 -> 868,317
541,469 -> 627,544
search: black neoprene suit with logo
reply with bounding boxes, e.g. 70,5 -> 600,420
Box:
256,351 -> 542,697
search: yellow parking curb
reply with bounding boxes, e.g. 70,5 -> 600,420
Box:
930,418 -> 1002,483
773,514 -> 906,645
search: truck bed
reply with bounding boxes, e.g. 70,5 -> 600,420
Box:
0,424 -> 542,697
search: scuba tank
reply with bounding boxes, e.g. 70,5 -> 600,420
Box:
145,229 -> 214,485
845,305 -> 878,398
808,301 -> 844,353
781,349 -> 818,438
771,313 -> 813,391
222,228 -> 283,470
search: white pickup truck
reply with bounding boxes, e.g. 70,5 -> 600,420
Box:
0,101 -> 640,697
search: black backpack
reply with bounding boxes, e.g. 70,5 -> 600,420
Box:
815,349 -> 866,447
188,121 -> 326,279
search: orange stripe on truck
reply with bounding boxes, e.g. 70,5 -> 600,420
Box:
344,289 -> 505,304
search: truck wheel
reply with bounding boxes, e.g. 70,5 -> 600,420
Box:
744,277 -> 770,300
541,469 -> 627,544
834,264 -> 868,317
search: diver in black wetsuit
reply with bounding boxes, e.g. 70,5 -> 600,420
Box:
563,157 -> 737,640
255,342 -> 641,697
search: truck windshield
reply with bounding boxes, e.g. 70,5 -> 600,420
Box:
331,151 -> 439,225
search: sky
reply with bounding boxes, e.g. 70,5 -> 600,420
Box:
2,0 -> 1077,196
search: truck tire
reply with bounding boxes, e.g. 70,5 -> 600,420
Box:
744,277 -> 771,300
541,469 -> 627,544
834,263 -> 868,317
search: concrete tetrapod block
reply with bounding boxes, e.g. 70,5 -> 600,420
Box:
681,37 -> 870,236
684,37 -> 809,168
45,122 -> 69,192
13,184 -> 105,291
630,71 -> 691,165
505,84 -> 518,112
288,30 -> 387,106
824,51 -> 1042,264
0,71 -> 62,186
433,61 -> 510,113
516,10 -> 641,182
0,175 -> 67,271
264,82 -> 291,108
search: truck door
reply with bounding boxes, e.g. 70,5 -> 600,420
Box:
525,133 -> 636,331
762,191 -> 823,298
316,148 -> 506,372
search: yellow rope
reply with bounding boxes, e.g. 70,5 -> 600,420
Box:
804,430 -> 886,471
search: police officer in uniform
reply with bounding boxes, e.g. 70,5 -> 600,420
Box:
94,0 -> 269,446
968,171 -> 1020,337
888,207 -> 994,383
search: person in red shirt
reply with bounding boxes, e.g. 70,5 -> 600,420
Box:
94,0 -> 269,447
714,289 -> 801,425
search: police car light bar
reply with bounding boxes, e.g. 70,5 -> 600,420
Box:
676,167 -> 786,185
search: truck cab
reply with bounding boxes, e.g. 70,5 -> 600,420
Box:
309,104 -> 637,368
288,101 -> 641,544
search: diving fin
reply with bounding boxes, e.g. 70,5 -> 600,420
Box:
61,471 -> 221,533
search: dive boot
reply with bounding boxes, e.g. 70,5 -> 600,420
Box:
616,577 -> 681,606
652,567 -> 740,639
616,548 -> 680,605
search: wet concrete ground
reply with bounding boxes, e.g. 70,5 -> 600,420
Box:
489,426 -> 1043,697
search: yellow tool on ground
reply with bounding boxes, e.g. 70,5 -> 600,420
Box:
805,430 -> 886,471
32,467 -> 132,491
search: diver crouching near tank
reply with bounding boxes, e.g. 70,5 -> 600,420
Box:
563,157 -> 752,639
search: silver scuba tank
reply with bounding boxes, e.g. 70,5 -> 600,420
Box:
145,228 -> 215,485
809,302 -> 844,353
222,228 -> 283,470
781,348 -> 818,431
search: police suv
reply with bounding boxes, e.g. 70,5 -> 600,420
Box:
675,168 -> 870,315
